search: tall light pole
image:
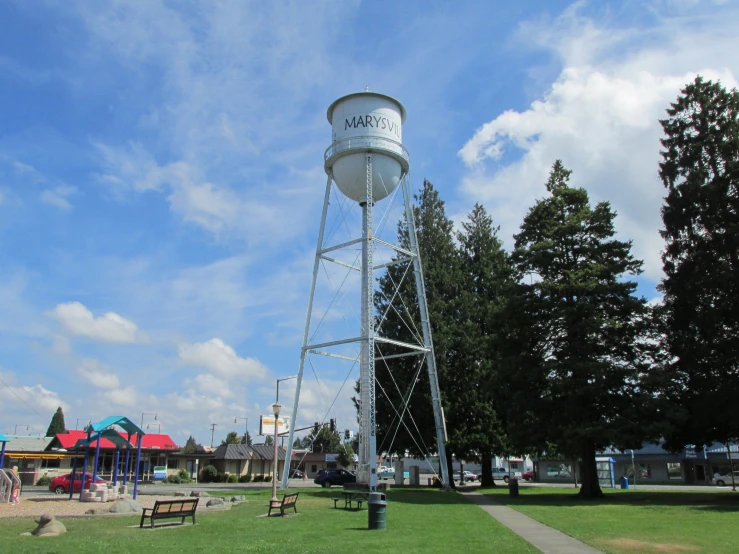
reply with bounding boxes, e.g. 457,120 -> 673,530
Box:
140,412 -> 157,428
14,425 -> 29,435
147,423 -> 161,434
271,402 -> 281,503
210,424 -> 217,448
275,376 -> 297,486
234,417 -> 248,444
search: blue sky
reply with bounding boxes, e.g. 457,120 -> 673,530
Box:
1,0 -> 736,446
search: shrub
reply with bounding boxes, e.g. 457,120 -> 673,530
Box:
253,475 -> 264,482
201,465 -> 218,483
238,473 -> 252,483
215,472 -> 229,483
263,475 -> 272,483
228,474 -> 239,483
36,475 -> 52,486
164,474 -> 182,484
177,468 -> 190,480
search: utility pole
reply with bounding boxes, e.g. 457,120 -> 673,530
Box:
210,424 -> 217,448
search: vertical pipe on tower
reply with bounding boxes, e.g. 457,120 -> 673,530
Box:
360,153 -> 378,492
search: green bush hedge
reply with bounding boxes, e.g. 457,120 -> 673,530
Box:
238,473 -> 252,483
227,474 -> 239,483
36,475 -> 52,486
201,465 -> 218,483
164,474 -> 182,484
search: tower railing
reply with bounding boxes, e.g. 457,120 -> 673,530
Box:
324,136 -> 410,169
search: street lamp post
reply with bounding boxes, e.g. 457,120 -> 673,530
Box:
234,417 -> 248,444
14,425 -> 29,435
271,402 -> 281,503
75,419 -> 90,431
140,412 -> 157,428
275,375 -> 297,488
147,423 -> 161,434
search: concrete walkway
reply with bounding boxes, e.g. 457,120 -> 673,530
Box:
460,490 -> 602,554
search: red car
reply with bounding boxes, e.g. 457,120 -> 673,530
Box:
49,473 -> 107,495
522,470 -> 535,481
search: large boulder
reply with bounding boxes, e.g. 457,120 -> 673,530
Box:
174,491 -> 188,497
190,491 -> 209,498
230,495 -> 246,503
30,514 -> 67,537
109,499 -> 143,514
206,497 -> 225,507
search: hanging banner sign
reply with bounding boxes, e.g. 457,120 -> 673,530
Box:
259,415 -> 290,436
325,454 -> 336,462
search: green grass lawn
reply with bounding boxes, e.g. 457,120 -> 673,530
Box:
1,488 -> 536,554
481,485 -> 739,554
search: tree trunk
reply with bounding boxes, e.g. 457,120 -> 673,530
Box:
577,444 -> 603,498
480,453 -> 495,487
445,448 -> 456,490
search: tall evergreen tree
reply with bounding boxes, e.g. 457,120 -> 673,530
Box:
452,204 -> 512,486
182,435 -> 198,453
658,76 -> 739,450
240,431 -> 253,446
499,161 -> 652,497
45,407 -> 66,437
373,180 -> 459,478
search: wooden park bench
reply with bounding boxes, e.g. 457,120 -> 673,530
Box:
268,492 -> 299,516
140,498 -> 199,528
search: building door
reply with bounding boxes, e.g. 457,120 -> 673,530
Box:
695,464 -> 706,482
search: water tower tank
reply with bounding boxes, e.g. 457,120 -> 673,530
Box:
325,92 -> 409,204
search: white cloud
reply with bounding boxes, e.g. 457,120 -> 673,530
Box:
0,369 -> 69,417
77,358 -> 121,389
40,185 -> 78,210
457,2 -> 739,282
103,386 -> 138,408
186,373 -> 234,398
49,301 -> 147,343
178,338 -> 267,380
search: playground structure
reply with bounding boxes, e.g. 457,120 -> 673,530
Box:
0,468 -> 21,504
0,433 -> 21,504
66,416 -> 146,502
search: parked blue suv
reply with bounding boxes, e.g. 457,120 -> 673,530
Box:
313,468 -> 356,488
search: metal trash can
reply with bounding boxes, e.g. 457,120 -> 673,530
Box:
368,492 -> 387,530
619,477 -> 629,490
508,477 -> 519,497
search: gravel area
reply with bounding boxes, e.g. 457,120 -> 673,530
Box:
0,495 -> 183,519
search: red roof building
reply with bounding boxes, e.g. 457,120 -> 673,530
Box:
49,430 -> 179,451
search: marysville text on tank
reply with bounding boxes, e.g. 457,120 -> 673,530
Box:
344,115 -> 401,137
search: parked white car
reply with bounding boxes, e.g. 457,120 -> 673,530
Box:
377,466 -> 395,480
712,471 -> 739,486
453,471 -> 477,482
491,467 -> 521,483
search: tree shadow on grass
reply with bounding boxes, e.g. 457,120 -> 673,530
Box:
298,487 -> 471,506
481,489 -> 739,512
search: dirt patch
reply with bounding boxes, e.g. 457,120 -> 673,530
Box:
603,538 -> 699,552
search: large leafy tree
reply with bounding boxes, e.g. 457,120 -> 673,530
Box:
221,431 -> 241,445
499,161 -> 652,497
452,204 -> 512,486
658,76 -> 739,449
45,407 -> 67,437
373,180 -> 459,478
308,425 -> 342,453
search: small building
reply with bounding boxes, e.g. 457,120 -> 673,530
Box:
0,436 -> 61,485
209,444 -> 287,480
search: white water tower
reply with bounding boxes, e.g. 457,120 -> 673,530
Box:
282,91 -> 450,524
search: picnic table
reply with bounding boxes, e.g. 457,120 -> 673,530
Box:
333,490 -> 369,510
